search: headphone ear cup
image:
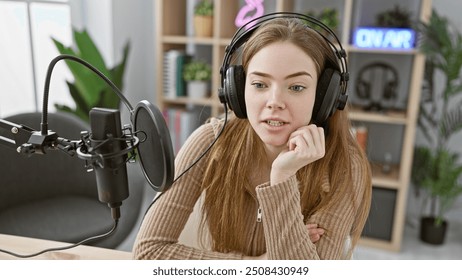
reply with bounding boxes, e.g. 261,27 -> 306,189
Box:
383,81 -> 397,100
312,68 -> 341,125
225,65 -> 247,118
356,80 -> 371,100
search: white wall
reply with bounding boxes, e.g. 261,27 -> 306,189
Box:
112,0 -> 156,120
72,0 -> 155,122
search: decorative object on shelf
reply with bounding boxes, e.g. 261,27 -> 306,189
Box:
411,9 -> 462,245
375,5 -> 412,28
382,152 -> 392,174
51,29 -> 130,123
353,27 -> 415,49
304,8 -> 339,37
235,0 -> 265,29
352,125 -> 368,152
193,0 -> 214,37
355,62 -> 399,112
353,5 -> 415,50
183,59 -> 212,99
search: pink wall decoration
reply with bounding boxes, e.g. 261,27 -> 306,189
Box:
235,0 -> 265,29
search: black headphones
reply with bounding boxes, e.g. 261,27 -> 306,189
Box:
218,12 -> 349,126
355,62 -> 399,101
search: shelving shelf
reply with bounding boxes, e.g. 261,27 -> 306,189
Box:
155,0 -> 432,252
370,163 -> 401,189
349,107 -> 408,125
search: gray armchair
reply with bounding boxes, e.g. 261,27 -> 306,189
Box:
0,111 -> 145,250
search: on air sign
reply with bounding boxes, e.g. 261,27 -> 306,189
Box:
353,27 -> 416,49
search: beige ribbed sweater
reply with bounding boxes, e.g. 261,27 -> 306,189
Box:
133,118 -> 369,260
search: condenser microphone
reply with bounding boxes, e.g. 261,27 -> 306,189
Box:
89,108 -> 129,217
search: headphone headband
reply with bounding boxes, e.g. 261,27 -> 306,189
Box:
221,12 -> 349,90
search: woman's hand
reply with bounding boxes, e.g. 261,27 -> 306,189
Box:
271,124 -> 325,185
307,223 -> 325,243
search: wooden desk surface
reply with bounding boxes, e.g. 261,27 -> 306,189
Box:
0,234 -> 132,260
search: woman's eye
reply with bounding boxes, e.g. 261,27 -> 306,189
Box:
289,85 -> 306,92
251,82 -> 266,89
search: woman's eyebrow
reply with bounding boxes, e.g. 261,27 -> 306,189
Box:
248,71 -> 272,78
248,71 -> 313,79
285,71 -> 313,79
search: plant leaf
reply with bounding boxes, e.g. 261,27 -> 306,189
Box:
74,29 -> 110,77
106,42 -> 131,109
52,31 -> 107,107
411,146 -> 433,186
440,106 -> 462,140
51,28 -> 130,123
110,42 -> 130,89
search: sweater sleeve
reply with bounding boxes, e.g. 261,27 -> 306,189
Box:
132,119 -> 242,260
256,176 -> 320,259
255,149 -> 369,260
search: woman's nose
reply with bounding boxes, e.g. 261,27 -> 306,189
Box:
266,87 -> 286,110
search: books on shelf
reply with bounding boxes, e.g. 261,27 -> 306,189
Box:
163,50 -> 191,98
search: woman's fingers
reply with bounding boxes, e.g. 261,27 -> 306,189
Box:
307,223 -> 325,243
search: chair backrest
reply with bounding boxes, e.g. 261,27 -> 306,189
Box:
0,112 -> 98,210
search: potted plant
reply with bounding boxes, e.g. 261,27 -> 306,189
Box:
411,9 -> 462,245
304,8 -> 339,36
52,29 -> 130,123
193,0 -> 214,37
375,5 -> 412,28
183,59 -> 212,99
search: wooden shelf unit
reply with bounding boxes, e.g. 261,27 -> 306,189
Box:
154,0 -> 432,252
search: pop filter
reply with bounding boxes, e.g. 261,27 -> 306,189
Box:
132,100 -> 174,192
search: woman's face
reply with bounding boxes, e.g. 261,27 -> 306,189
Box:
245,41 -> 318,152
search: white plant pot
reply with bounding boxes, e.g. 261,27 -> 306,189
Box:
187,81 -> 208,99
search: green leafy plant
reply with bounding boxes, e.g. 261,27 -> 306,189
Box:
183,59 -> 212,81
411,9 -> 462,226
52,29 -> 130,122
375,5 -> 412,28
305,8 -> 339,33
194,0 -> 213,16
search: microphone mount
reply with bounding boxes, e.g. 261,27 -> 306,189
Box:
76,124 -> 139,172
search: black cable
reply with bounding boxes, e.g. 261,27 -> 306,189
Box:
141,103 -> 229,220
41,54 -> 133,135
0,218 -> 119,258
173,103 -> 229,183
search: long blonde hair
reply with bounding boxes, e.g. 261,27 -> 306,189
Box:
200,18 -> 371,254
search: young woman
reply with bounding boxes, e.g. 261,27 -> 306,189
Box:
133,15 -> 372,260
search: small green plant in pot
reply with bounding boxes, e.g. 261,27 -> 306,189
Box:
183,59 -> 212,99
411,9 -> 462,245
51,28 -> 130,123
304,8 -> 339,36
375,5 -> 412,28
193,0 -> 214,37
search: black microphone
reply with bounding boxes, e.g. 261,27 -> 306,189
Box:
88,107 -> 129,219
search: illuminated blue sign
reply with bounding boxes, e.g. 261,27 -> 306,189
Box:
353,27 -> 416,49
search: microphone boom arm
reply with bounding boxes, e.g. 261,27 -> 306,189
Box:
0,118 -> 83,156
0,119 -> 35,152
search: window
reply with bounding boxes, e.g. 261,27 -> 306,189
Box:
0,0 -> 72,118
